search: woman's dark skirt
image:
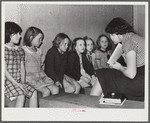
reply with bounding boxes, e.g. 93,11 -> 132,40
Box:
96,66 -> 145,101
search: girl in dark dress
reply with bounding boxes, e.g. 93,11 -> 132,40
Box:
66,37 -> 97,88
44,33 -> 81,94
90,17 -> 145,101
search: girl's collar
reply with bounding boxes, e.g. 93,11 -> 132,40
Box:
75,50 -> 82,56
24,46 -> 39,54
86,51 -> 92,55
5,44 -> 19,49
57,48 -> 64,54
99,49 -> 107,53
24,46 -> 33,54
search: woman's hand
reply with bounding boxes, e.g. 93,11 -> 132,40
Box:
109,61 -> 122,70
55,81 -> 62,88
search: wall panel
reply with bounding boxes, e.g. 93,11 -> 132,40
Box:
4,4 -> 133,57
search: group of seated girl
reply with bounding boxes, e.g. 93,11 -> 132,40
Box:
5,17 -> 145,108
44,34 -> 109,91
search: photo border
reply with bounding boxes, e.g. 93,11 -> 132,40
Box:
1,1 -> 149,122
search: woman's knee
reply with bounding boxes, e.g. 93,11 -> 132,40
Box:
90,82 -> 102,96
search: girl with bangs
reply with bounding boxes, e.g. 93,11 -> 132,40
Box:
45,33 -> 81,94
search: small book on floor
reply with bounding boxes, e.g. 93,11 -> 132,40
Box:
99,92 -> 126,105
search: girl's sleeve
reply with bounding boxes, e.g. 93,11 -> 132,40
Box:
19,48 -> 25,61
44,49 -> 59,83
40,49 -> 45,65
95,50 -> 101,60
83,55 -> 95,76
5,47 -> 9,61
67,53 -> 81,81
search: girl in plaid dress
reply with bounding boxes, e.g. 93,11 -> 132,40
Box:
5,22 -> 38,107
23,27 -> 59,97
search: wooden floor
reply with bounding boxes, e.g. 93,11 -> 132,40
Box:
39,93 -> 144,109
5,87 -> 144,108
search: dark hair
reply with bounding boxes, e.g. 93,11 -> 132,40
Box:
96,34 -> 112,51
72,37 -> 85,52
5,21 -> 22,43
23,26 -> 44,47
83,36 -> 96,52
105,17 -> 133,35
52,33 -> 72,51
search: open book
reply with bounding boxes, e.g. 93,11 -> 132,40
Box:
107,43 -> 123,65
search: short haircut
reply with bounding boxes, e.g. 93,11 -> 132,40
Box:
96,34 -> 112,51
5,21 -> 22,43
83,36 -> 96,52
23,26 -> 44,47
72,37 -> 85,52
105,17 -> 133,35
52,33 -> 72,51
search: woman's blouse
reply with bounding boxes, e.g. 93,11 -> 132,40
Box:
122,32 -> 145,67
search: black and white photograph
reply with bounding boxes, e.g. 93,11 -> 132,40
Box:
1,1 -> 149,121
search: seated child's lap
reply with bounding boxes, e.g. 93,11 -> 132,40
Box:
63,75 -> 76,88
79,81 -> 90,88
80,76 -> 91,84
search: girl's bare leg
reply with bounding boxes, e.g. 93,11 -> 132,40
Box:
63,80 -> 75,93
15,95 -> 25,107
72,80 -> 81,94
29,90 -> 38,108
37,87 -> 50,97
63,75 -> 81,94
90,81 -> 103,96
47,84 -> 59,95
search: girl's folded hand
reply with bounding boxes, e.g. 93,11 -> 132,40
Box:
17,83 -> 28,95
